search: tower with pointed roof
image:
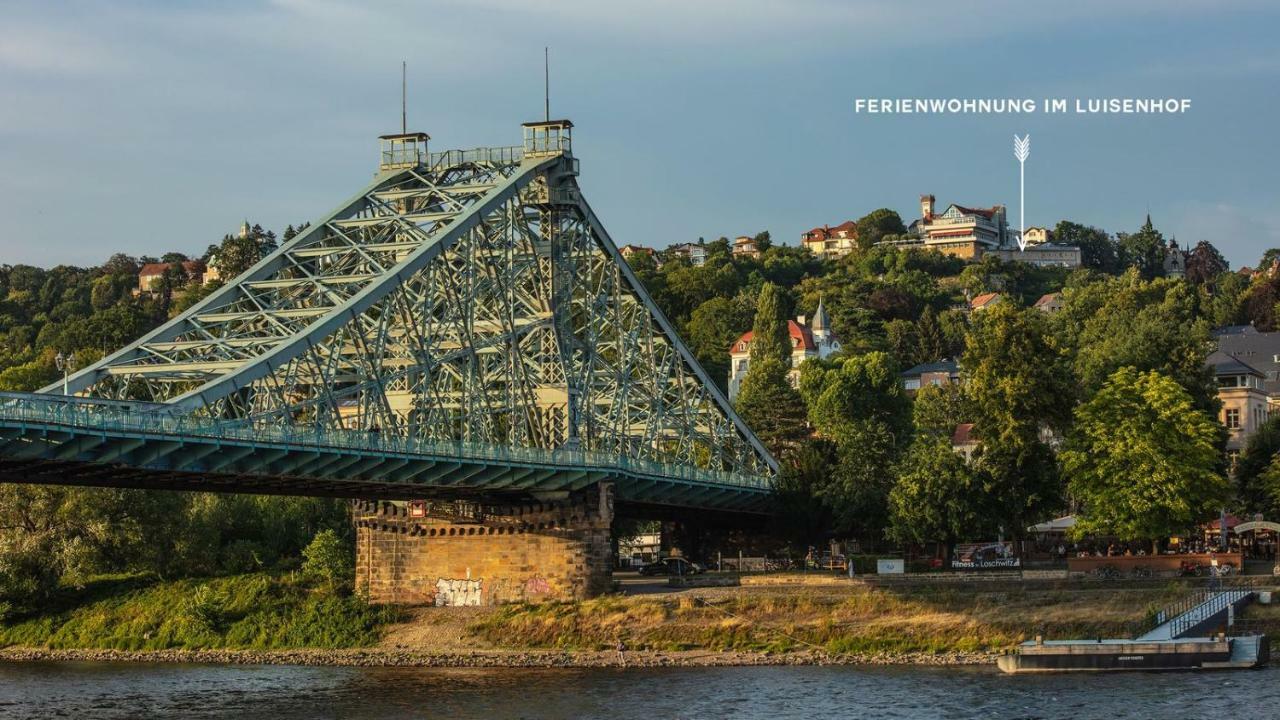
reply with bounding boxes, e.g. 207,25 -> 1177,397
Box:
810,298 -> 832,345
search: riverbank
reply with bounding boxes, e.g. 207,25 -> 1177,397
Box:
3,571 -> 1241,669
0,645 -> 993,668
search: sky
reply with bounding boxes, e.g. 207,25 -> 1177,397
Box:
1,0 -> 1278,268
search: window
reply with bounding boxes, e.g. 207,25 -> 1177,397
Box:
1225,408 -> 1241,429
903,379 -> 921,390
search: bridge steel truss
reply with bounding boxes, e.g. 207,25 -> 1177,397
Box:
14,132 -> 776,514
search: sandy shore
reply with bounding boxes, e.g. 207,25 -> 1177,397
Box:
0,646 -> 997,669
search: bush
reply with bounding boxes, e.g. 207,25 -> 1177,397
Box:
184,584 -> 228,634
301,530 -> 353,594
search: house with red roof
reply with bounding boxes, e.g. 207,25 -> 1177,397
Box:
908,194 -> 1012,261
1033,292 -> 1063,313
137,260 -> 205,294
619,244 -> 657,264
968,292 -> 1002,313
727,300 -> 840,400
800,221 -> 859,260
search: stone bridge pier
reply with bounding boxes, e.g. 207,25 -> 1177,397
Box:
354,483 -> 614,606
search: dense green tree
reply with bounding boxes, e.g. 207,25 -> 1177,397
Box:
854,209 -> 907,250
797,352 -> 911,540
747,283 -> 791,367
771,439 -> 836,547
962,303 -> 1073,534
1201,270 -> 1249,329
823,419 -> 899,540
1063,367 -> 1228,546
1259,249 -> 1280,273
888,436 -> 989,554
735,357 -> 809,455
301,529 -> 355,594
911,383 -> 974,437
685,295 -> 754,391
1235,415 -> 1280,512
1053,221 -> 1121,274
798,351 -> 910,442
1060,270 -> 1216,411
1117,215 -> 1166,279
1242,274 -> 1280,331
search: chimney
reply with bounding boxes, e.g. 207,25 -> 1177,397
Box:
920,194 -> 935,221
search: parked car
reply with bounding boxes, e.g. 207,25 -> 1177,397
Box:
637,557 -> 704,576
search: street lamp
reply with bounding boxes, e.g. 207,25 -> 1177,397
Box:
54,352 -> 75,395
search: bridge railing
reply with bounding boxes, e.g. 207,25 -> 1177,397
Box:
0,392 -> 772,491
428,146 -> 524,170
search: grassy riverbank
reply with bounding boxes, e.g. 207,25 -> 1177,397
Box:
468,581 -> 1192,656
4,574 -> 1272,665
0,572 -> 400,651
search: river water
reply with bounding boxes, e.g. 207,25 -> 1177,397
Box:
0,661 -> 1265,719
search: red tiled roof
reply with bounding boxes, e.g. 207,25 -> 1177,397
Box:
952,423 -> 977,445
730,320 -> 815,354
139,260 -> 204,277
970,292 -> 1000,309
1033,292 -> 1060,307
953,204 -> 998,219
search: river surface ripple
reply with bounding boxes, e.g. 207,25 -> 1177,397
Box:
0,661 -> 1264,719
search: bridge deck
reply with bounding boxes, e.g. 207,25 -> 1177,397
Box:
0,392 -> 772,516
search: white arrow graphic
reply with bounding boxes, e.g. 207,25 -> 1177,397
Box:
1013,134 -> 1030,251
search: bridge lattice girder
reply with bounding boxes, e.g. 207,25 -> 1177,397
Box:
46,143 -> 776,481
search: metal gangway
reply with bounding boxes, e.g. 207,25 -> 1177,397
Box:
1137,586 -> 1256,641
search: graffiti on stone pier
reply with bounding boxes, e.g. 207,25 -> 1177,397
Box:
524,576 -> 551,596
434,578 -> 483,606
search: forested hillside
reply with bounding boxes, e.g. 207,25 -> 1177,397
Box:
0,210 -> 1278,613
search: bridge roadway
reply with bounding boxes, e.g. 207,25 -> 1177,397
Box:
0,392 -> 773,517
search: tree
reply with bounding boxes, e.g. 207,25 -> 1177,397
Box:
855,209 -> 907,250
747,283 -> 790,367
798,351 -> 910,442
752,230 -> 772,253
889,436 -> 988,557
1117,215 -> 1166,279
1063,368 -> 1228,547
1184,240 -> 1228,286
824,419 -> 899,540
964,304 -> 1073,445
771,439 -> 836,548
301,529 -> 354,594
735,357 -> 809,455
1259,249 -> 1280,274
1053,221 -> 1120,274
1235,415 -> 1280,513
797,352 -> 911,540
911,382 -> 974,437
963,303 -> 1074,534
1062,269 -> 1216,412
685,295 -> 753,391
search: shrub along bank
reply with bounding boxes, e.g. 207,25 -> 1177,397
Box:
0,572 -> 400,651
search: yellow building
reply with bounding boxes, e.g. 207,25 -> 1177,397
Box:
801,221 -> 858,260
909,194 -> 1011,261
1209,351 -> 1270,458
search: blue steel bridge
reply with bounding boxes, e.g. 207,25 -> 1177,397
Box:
0,121 -> 777,518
